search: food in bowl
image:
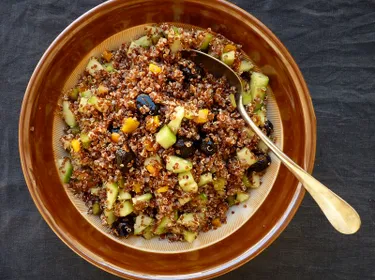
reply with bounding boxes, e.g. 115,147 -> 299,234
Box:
58,23 -> 273,243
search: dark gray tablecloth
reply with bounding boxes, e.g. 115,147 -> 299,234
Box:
1,0 -> 374,279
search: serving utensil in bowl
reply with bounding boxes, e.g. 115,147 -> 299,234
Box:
188,49 -> 361,235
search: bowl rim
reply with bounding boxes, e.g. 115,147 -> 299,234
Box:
19,0 -> 316,279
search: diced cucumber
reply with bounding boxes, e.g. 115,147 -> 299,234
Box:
117,200 -> 134,217
104,62 -> 115,72
156,125 -> 176,149
70,126 -> 80,135
178,171 -> 198,193
87,95 -> 98,105
242,174 -> 252,188
183,230 -> 197,243
92,203 -> 101,215
166,155 -> 192,173
244,127 -> 255,138
68,88 -> 79,101
255,110 -> 266,126
229,93 -> 237,108
227,195 -> 236,206
134,35 -> 152,48
144,155 -> 162,167
237,147 -> 257,166
178,196 -> 192,206
58,158 -> 73,183
197,193 -> 208,205
198,172 -> 213,187
80,90 -> 92,98
104,209 -> 117,225
250,72 -> 269,106
142,226 -> 154,240
221,51 -> 235,66
257,140 -> 268,153
178,213 -> 199,229
80,132 -> 90,149
154,216 -> 171,235
88,95 -> 103,112
242,89 -> 252,105
78,97 -> 88,113
118,189 -> 131,200
127,41 -> 139,54
62,101 -> 77,128
236,192 -> 250,203
146,26 -> 163,44
167,106 -> 185,134
132,193 -> 152,204
250,172 -> 261,189
213,177 -> 226,196
86,57 -> 104,75
170,36 -> 182,53
239,60 -> 254,72
90,187 -> 100,196
200,32 -> 213,51
134,214 -> 154,235
105,182 -> 119,210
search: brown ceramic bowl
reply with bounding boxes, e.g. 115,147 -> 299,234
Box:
19,0 -> 316,279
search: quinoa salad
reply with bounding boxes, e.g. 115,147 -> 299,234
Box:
58,23 -> 273,243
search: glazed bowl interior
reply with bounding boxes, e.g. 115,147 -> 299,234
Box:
19,0 -> 316,279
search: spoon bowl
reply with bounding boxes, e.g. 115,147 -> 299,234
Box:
187,49 -> 361,235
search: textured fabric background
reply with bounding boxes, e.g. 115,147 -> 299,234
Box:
1,0 -> 374,279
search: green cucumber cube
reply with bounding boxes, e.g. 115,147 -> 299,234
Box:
198,172 -> 213,187
178,171 -> 198,193
118,189 -> 132,200
221,50 -> 235,66
62,101 -> 77,128
239,60 -> 253,72
237,147 -> 257,166
132,193 -> 152,204
236,192 -> 250,203
166,155 -> 192,173
200,33 -> 213,51
104,209 -> 117,225
156,125 -> 176,149
154,216 -> 171,235
167,106 -> 185,134
58,158 -> 73,183
117,200 -> 134,217
80,132 -> 90,149
105,182 -> 119,210
134,214 -> 154,235
86,57 -> 104,75
183,230 -> 197,243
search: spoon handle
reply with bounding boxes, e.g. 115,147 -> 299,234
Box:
238,100 -> 361,234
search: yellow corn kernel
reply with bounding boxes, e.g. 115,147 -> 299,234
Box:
133,183 -> 141,193
157,186 -> 169,193
193,109 -> 209,124
102,50 -> 112,62
149,63 -> 162,74
121,117 -> 140,133
146,165 -> 157,176
97,84 -> 109,95
184,109 -> 195,120
223,44 -> 236,53
111,132 -> 120,143
144,139 -> 155,152
145,115 -> 160,132
71,139 -> 81,152
212,218 -> 222,227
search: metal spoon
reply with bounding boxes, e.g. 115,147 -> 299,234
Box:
186,49 -> 361,234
